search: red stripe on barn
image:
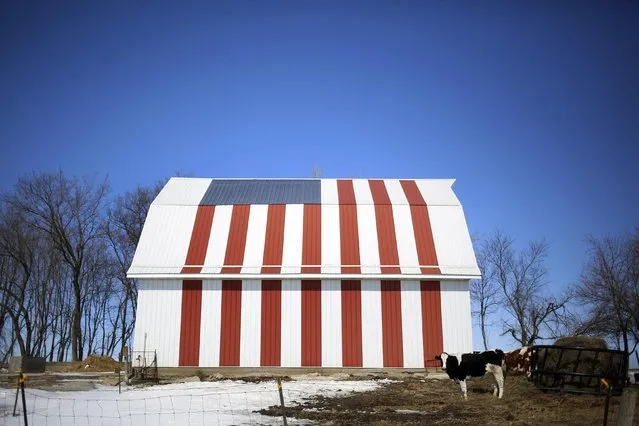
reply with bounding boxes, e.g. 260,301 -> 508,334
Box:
381,280 -> 404,367
341,280 -> 363,367
219,280 -> 242,366
369,180 -> 401,274
260,280 -> 282,366
421,281 -> 444,367
261,205 -> 286,274
401,180 -> 440,274
410,206 -> 441,274
301,204 -> 321,273
181,206 -> 215,273
301,280 -> 322,366
399,180 -> 426,206
178,280 -> 202,366
337,180 -> 361,274
221,205 -> 251,273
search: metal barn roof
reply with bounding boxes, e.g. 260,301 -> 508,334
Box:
128,178 -> 480,280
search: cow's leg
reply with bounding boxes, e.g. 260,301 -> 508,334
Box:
486,364 -> 505,399
459,380 -> 467,400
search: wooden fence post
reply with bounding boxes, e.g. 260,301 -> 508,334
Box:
277,378 -> 288,426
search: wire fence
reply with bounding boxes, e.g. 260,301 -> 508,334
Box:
0,377 -> 374,426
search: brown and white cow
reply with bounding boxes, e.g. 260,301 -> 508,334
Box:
504,346 -> 532,377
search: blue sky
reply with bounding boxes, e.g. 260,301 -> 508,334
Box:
1,1 -> 638,351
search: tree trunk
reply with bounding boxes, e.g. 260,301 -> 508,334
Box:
622,330 -> 629,354
2,334 -> 17,364
480,313 -> 489,350
120,295 -> 128,362
9,313 -> 27,356
72,270 -> 82,361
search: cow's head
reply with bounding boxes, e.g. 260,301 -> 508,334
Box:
435,352 -> 449,370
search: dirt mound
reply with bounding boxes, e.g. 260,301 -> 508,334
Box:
76,355 -> 117,372
554,335 -> 608,349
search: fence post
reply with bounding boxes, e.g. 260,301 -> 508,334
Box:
13,369 -> 29,426
277,378 -> 288,426
123,346 -> 130,386
616,386 -> 637,426
12,371 -> 20,416
603,393 -> 611,426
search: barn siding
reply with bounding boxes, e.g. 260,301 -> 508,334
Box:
280,279 -> 302,367
219,280 -> 242,366
135,278 -> 471,367
133,279 -> 182,367
421,281 -> 444,367
440,280 -> 473,355
239,279 -> 262,367
400,281 -> 425,368
198,280 -> 222,367
301,280 -> 322,366
321,279 -> 343,367
178,280 -> 202,366
361,280 -> 383,368
260,280 -> 282,366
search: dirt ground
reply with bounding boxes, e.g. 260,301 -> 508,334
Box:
261,375 -> 639,425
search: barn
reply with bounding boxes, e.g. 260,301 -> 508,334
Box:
127,178 -> 480,368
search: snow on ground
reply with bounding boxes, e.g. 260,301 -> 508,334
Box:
0,379 -> 387,425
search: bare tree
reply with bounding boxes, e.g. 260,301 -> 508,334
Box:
480,231 -> 569,347
572,233 -> 639,361
4,172 -> 110,361
470,236 -> 500,350
0,203 -> 39,357
106,181 -> 163,360
0,172 -> 164,363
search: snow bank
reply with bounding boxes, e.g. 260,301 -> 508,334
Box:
0,379 -> 386,425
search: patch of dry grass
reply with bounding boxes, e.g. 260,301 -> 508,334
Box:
260,375 -> 638,425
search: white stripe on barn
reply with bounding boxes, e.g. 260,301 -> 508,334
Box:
352,179 -> 375,204
429,206 -> 478,275
321,280 -> 342,367
320,179 -> 339,205
401,281 -> 425,367
198,280 -> 223,367
356,204 -> 381,274
321,205 -> 341,274
383,179 -> 409,205
393,204 -> 422,274
280,279 -> 302,367
281,205 -> 304,274
201,205 -> 233,273
440,280 -> 473,354
414,179 -> 460,206
360,280 -> 383,368
354,181 -> 381,274
240,279 -> 262,367
241,205 -> 269,274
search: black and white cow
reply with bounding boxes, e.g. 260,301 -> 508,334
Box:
435,350 -> 506,400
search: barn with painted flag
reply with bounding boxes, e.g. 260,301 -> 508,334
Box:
128,178 -> 480,368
